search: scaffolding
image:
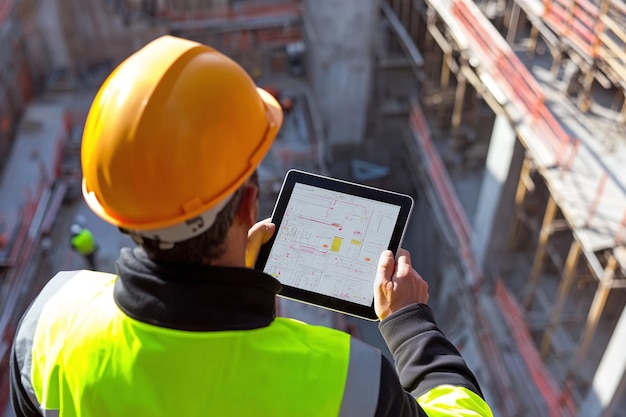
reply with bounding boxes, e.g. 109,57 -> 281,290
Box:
381,0 -> 626,414
508,0 -> 626,119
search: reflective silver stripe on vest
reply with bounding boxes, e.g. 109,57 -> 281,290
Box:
12,270 -> 84,411
338,337 -> 382,417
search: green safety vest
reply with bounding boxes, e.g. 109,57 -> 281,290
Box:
30,271 -> 377,417
70,229 -> 96,255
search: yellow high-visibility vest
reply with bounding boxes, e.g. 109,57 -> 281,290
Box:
70,229 -> 96,255
25,271 -> 494,417
30,271 -> 366,417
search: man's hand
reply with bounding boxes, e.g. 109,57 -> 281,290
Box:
374,249 -> 429,320
245,218 -> 276,268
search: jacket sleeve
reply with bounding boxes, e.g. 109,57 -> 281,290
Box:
11,344 -> 42,417
10,271 -> 81,417
375,303 -> 493,417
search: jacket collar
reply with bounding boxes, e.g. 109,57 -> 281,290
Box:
113,247 -> 282,331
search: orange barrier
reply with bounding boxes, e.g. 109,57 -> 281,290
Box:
495,280 -> 577,417
410,103 -> 471,243
221,31 -> 252,51
543,0 -> 601,58
159,1 -> 300,22
452,0 -> 503,64
474,305 -> 519,416
496,52 -> 545,120
0,0 -> 11,24
409,100 -> 535,414
255,26 -> 302,47
409,101 -> 483,287
598,1 -> 626,87
162,1 -> 302,50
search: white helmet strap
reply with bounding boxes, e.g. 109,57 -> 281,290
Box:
128,193 -> 234,248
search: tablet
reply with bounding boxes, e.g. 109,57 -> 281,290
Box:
255,169 -> 414,320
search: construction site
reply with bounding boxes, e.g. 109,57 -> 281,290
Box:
1,0 -> 625,415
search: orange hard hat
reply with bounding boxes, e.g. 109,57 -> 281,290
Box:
81,36 -> 282,239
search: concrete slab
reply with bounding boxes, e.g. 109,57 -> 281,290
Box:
528,61 -> 626,252
0,101 -> 66,263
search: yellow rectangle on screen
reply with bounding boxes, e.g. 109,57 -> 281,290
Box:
351,239 -> 361,246
330,237 -> 343,252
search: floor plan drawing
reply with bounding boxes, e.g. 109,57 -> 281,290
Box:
264,183 -> 401,305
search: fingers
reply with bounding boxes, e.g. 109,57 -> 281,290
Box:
376,248 -> 411,284
396,248 -> 411,263
373,247 -> 429,320
247,218 -> 274,240
245,219 -> 276,268
375,250 -> 395,284
374,250 -> 394,321
394,249 -> 412,279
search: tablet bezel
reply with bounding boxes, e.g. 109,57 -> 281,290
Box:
255,169 -> 414,321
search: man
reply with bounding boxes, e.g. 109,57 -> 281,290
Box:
69,223 -> 98,269
10,36 -> 493,416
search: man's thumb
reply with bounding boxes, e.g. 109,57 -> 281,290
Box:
375,250 -> 395,285
245,221 -> 275,268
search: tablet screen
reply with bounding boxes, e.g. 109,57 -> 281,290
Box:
255,169 -> 414,320
263,183 -> 401,306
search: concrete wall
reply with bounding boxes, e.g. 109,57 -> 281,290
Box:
303,0 -> 377,146
37,0 -> 72,70
472,115 -> 523,272
579,304 -> 626,417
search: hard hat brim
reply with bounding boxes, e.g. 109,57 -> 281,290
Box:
256,87 -> 284,133
83,86 -> 284,232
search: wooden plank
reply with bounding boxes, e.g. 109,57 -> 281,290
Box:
571,5 -> 599,27
598,51 -> 626,82
543,6 -> 599,57
508,158 -> 533,249
539,239 -> 581,357
506,2 -> 522,43
537,105 -> 572,147
380,1 -> 425,67
497,53 -> 545,112
616,247 -> 626,274
609,0 -> 626,15
599,16 -> 626,45
453,0 -> 503,58
598,32 -> 626,63
39,181 -> 67,236
546,7 -> 595,43
575,0 -> 600,15
570,277 -> 613,373
524,195 -> 558,309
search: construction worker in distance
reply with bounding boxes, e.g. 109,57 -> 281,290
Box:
10,36 -> 493,417
69,223 -> 98,270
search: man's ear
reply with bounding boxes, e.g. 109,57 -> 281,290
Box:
236,183 -> 259,228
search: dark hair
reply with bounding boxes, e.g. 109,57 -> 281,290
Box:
141,171 -> 259,265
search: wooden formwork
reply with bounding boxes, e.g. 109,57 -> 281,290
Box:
508,0 -> 626,120
382,0 -> 626,414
